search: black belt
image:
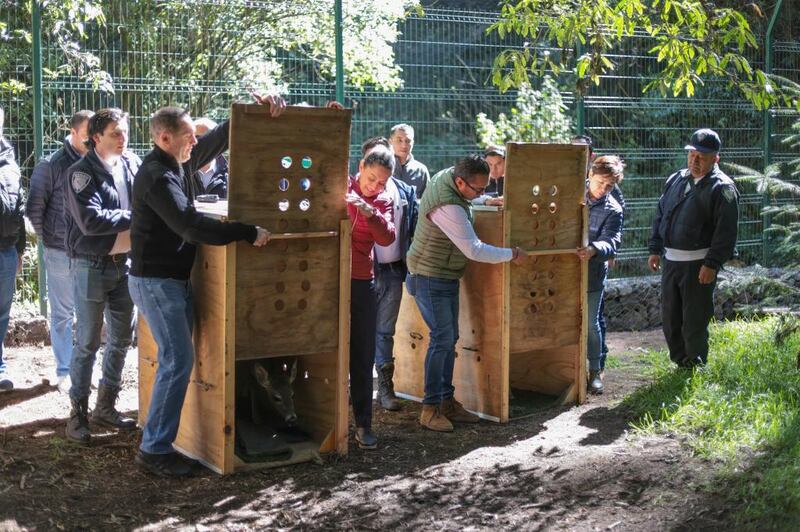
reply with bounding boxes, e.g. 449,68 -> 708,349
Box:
74,253 -> 128,263
378,260 -> 404,270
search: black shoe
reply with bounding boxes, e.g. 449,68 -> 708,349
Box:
588,371 -> 604,395
135,451 -> 193,478
355,427 -> 378,450
66,397 -> 92,444
0,377 -> 13,392
377,364 -> 401,411
677,356 -> 705,369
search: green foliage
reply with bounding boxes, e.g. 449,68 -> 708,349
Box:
725,160 -> 800,268
625,318 -> 800,527
490,0 -> 800,111
475,76 -> 572,146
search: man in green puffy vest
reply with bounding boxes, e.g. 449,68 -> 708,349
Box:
406,155 -> 527,432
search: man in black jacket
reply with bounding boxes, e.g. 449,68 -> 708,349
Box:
28,110 -> 93,391
63,108 -> 141,443
192,117 -> 228,198
0,106 -> 26,392
648,129 -> 739,368
361,137 -> 419,411
130,99 -> 282,477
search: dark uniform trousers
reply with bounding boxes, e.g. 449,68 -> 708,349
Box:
661,258 -> 716,366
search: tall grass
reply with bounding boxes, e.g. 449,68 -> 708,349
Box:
624,318 -> 800,528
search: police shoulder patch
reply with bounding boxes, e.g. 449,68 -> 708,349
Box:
722,186 -> 735,203
71,171 -> 91,194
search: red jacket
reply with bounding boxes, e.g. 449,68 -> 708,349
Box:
347,176 -> 396,280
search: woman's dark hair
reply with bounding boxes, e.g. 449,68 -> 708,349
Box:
362,145 -> 395,173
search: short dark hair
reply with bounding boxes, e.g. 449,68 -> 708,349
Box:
150,106 -> 191,140
70,110 -> 94,130
86,108 -> 128,148
453,155 -> 489,184
572,134 -> 594,156
591,155 -> 625,183
361,136 -> 390,156
362,145 -> 395,173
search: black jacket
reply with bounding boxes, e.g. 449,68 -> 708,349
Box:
374,176 -> 418,278
28,137 -> 83,251
649,164 -> 739,270
63,149 -> 140,258
194,154 -> 228,198
0,136 -> 27,254
130,120 -> 256,280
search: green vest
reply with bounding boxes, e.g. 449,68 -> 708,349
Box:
407,167 -> 474,280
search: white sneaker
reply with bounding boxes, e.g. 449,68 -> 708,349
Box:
56,374 -> 71,394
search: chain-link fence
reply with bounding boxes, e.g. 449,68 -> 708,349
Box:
1,3 -> 799,309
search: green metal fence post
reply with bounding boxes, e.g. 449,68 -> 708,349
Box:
32,1 -> 47,317
576,41 -> 585,135
762,0 -> 783,267
334,0 -> 344,104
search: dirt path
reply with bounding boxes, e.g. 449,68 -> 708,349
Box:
0,330 -> 734,531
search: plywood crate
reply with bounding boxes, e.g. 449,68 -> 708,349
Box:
138,105 -> 352,473
394,143 -> 588,422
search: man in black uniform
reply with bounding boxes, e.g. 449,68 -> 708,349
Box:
648,129 -> 738,368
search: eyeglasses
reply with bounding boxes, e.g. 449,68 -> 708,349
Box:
458,177 -> 486,195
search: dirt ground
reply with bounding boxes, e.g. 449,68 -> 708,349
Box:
0,330 -> 734,531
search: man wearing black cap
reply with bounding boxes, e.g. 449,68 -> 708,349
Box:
472,145 -> 505,207
648,128 -> 738,368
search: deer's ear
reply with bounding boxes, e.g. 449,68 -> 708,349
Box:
289,359 -> 298,382
253,364 -> 270,388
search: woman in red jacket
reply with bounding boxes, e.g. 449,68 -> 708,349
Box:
345,145 -> 396,449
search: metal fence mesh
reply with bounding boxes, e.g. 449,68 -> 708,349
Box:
1,4 -> 799,305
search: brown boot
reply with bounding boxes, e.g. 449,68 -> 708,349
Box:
66,397 -> 91,444
92,383 -> 136,430
377,363 -> 400,411
588,371 -> 604,394
441,397 -> 479,424
419,404 -> 453,432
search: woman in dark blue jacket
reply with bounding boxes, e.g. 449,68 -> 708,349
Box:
577,156 -> 624,395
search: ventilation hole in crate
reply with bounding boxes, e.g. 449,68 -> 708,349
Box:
476,356 -> 481,362
550,185 -> 558,196
531,202 -> 540,215
531,237 -> 538,246
279,219 -> 289,231
324,378 -> 330,385
411,342 -> 417,349
550,255 -> 557,263
532,185 -> 540,196
204,261 -> 209,270
278,199 -> 290,212
304,370 -> 309,379
275,282 -> 285,293
300,177 -> 311,190
532,220 -> 539,230
298,241 -> 309,252
548,271 -> 555,279
301,280 -> 311,291
281,156 -> 292,169
531,256 -> 539,264
549,202 -> 557,214
529,290 -> 537,298
299,260 -> 309,271
545,301 -> 555,312
550,236 -> 557,246
275,299 -> 285,311
278,178 -> 289,191
278,241 -> 289,252
301,219 -> 310,229
301,156 -> 312,169
298,299 -> 307,310
299,199 -> 310,211
276,260 -> 287,273
528,303 -> 539,314
547,288 -> 555,297
530,271 -> 538,280
548,219 -> 557,229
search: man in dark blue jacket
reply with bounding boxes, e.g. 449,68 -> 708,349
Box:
63,108 -> 141,443
28,110 -> 93,391
0,106 -> 26,392
193,118 -> 229,197
361,137 -> 419,411
577,156 -> 624,394
648,129 -> 739,368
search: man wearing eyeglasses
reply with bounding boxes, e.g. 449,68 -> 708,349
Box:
405,155 -> 527,432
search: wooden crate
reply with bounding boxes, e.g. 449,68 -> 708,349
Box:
138,105 -> 352,473
394,143 -> 588,422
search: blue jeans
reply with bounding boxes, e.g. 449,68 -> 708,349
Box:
406,273 -> 459,405
69,256 -> 134,401
129,275 -> 194,455
0,247 -> 18,376
44,247 -> 74,377
374,265 -> 405,368
587,289 -> 604,372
